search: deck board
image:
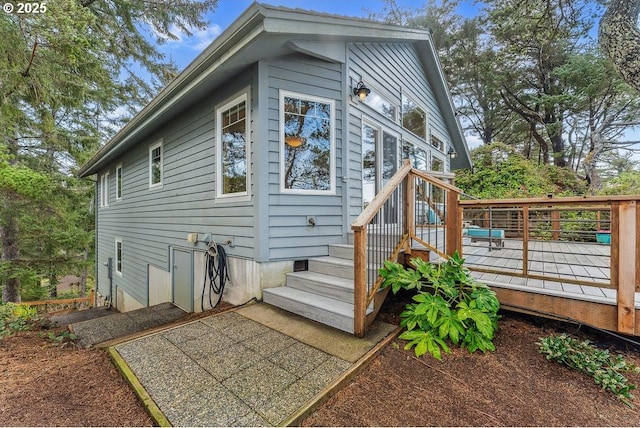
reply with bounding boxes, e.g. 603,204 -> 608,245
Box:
458,238 -> 640,307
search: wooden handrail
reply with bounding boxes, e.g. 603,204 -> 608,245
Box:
352,160 -> 463,337
460,194 -> 640,207
352,160 -> 412,231
22,290 -> 95,308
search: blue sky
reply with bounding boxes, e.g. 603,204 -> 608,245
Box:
159,0 -> 480,71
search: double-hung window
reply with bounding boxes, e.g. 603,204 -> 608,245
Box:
280,91 -> 335,194
216,89 -> 250,200
101,172 -> 109,207
149,141 -> 163,188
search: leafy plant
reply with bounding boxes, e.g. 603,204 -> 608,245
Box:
46,330 -> 78,348
380,251 -> 500,359
0,302 -> 38,338
538,334 -> 640,405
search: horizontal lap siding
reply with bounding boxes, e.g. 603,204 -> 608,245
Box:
96,77 -> 256,305
266,55 -> 345,260
347,42 -> 453,224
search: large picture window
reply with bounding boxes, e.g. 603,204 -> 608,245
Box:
149,141 -> 163,188
216,90 -> 249,199
280,91 -> 335,193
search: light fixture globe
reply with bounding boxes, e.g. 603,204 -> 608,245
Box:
285,135 -> 304,148
353,80 -> 371,101
448,146 -> 457,159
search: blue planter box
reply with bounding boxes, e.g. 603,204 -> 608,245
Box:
596,231 -> 611,245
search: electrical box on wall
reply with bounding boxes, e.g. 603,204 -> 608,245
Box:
187,233 -> 198,243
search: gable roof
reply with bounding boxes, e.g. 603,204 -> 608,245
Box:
78,2 -> 470,177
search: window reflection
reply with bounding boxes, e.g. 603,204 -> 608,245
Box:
221,101 -> 247,194
363,89 -> 396,121
401,95 -> 426,139
283,96 -> 332,191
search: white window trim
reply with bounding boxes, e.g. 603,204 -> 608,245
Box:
115,238 -> 123,277
115,163 -> 123,201
215,88 -> 251,202
280,90 -> 336,195
149,140 -> 163,189
101,172 -> 109,207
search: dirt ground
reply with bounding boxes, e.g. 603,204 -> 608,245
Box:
1,296 -> 640,427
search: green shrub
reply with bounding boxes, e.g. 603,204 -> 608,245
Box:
538,334 -> 640,405
0,302 -> 38,338
379,252 -> 500,359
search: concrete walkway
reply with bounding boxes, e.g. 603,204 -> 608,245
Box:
111,303 -> 396,426
59,303 -> 187,347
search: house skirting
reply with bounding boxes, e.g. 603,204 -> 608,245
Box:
109,253 -> 294,313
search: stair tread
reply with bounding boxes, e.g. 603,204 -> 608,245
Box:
312,256 -> 354,266
287,271 -> 354,289
264,286 -> 367,317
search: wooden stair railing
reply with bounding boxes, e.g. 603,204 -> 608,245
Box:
351,159 -> 463,337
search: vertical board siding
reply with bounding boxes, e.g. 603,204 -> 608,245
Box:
266,55 -> 345,260
347,42 -> 454,224
95,76 -> 257,307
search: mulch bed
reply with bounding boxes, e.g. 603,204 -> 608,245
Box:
302,290 -> 640,426
1,296 -> 640,426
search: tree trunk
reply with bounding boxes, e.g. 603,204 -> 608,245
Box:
584,131 -> 604,195
1,215 -> 21,303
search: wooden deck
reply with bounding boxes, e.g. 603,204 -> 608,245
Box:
353,164 -> 640,337
460,238 -> 636,303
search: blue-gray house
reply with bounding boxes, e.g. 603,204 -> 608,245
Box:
78,3 -> 471,333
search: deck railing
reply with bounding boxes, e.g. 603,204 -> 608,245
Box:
459,196 -> 640,335
351,160 -> 462,337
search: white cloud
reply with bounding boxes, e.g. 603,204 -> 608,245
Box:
165,23 -> 223,51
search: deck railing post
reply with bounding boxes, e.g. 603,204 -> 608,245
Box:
404,173 -> 415,254
613,201 -> 637,335
446,189 -> 461,255
522,205 -> 529,276
551,209 -> 560,241
353,227 -> 367,338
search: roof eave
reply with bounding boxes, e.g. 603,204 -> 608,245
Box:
78,3 -> 267,177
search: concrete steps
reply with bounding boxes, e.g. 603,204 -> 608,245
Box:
263,243 -> 373,334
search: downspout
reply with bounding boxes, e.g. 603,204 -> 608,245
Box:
94,179 -> 99,308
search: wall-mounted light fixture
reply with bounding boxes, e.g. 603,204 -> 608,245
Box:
353,80 -> 371,101
448,146 -> 457,159
285,135 -> 305,148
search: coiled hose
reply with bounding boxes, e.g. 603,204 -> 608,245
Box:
201,243 -> 229,311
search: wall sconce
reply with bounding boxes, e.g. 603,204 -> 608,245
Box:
353,80 -> 371,101
448,146 -> 457,159
285,135 -> 305,148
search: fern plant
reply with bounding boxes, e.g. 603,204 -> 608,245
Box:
379,251 -> 500,359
